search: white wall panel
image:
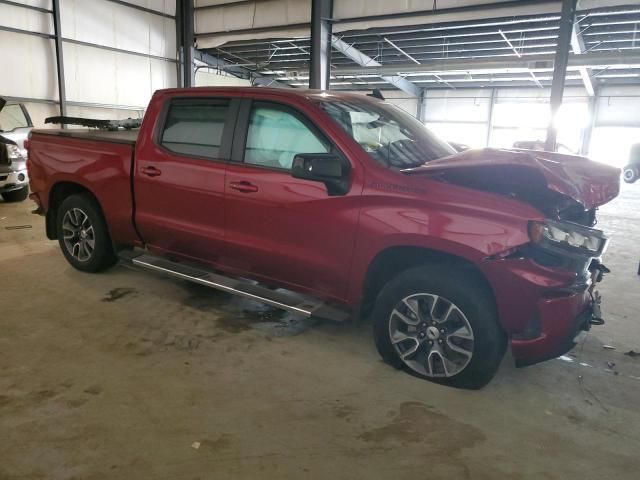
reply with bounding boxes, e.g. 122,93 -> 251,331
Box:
196,0 -> 309,33
0,31 -> 58,101
596,94 -> 640,127
424,97 -> 490,123
64,43 -> 175,107
195,0 -> 310,47
495,86 -> 587,100
381,90 -> 418,117
124,0 -> 176,16
428,122 -> 489,148
195,70 -> 251,87
196,0 -> 238,6
334,0 -> 498,20
150,58 -> 178,94
23,102 -> 60,128
333,0 -> 560,34
426,89 -> 492,99
20,0 -> 52,10
0,3 -> 53,35
66,105 -> 145,121
61,0 -> 176,59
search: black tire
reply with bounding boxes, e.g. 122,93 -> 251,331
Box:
2,186 -> 29,202
56,193 -> 117,272
373,265 -> 506,390
623,166 -> 638,184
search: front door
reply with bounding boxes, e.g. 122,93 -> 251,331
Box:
134,97 -> 238,265
222,100 -> 362,302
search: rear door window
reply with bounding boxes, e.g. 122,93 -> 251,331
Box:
160,99 -> 230,158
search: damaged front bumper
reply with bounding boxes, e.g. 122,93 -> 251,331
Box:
482,253 -> 608,367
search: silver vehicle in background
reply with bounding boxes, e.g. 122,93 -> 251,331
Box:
0,97 -> 31,202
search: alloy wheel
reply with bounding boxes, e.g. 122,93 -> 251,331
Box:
62,208 -> 95,262
388,293 -> 474,377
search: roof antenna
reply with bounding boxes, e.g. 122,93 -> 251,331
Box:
367,89 -> 385,100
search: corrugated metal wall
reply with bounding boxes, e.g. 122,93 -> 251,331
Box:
0,0 -> 178,127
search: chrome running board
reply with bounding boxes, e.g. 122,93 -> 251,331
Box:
119,252 -> 350,322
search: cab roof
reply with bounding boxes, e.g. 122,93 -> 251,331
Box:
155,87 -> 384,104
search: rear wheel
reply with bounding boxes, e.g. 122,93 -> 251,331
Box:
2,186 -> 29,202
56,194 -> 117,272
373,265 -> 506,389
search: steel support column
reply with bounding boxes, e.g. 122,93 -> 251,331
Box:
177,0 -> 195,87
51,0 -> 66,119
486,88 -> 497,147
309,0 -> 333,90
545,0 -> 577,152
416,89 -> 426,122
581,91 -> 599,155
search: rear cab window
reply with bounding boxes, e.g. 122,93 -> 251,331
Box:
160,98 -> 231,159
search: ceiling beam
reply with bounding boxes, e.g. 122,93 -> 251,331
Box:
327,50 -> 640,76
571,23 -> 596,96
194,50 -> 292,88
331,36 -> 421,97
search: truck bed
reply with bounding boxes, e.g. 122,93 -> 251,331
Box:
28,127 -> 140,247
30,128 -> 139,145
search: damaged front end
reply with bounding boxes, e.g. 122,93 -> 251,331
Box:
507,219 -> 610,366
405,148 -> 620,366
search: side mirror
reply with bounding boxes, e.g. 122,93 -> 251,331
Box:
291,153 -> 350,195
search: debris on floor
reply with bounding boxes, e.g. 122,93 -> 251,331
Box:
602,345 -> 615,350
191,442 -> 201,450
4,225 -> 32,230
624,350 -> 640,358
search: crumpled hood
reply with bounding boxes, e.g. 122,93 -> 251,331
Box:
404,148 -> 620,210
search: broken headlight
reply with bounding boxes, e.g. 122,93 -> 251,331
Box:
529,220 -> 608,257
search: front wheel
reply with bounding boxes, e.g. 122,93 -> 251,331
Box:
56,193 -> 117,272
623,166 -> 638,184
2,186 -> 29,202
373,265 -> 506,389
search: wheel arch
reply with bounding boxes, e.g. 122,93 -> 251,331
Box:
360,245 -> 496,319
46,181 -> 101,239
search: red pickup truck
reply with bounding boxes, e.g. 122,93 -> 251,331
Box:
27,87 -> 619,389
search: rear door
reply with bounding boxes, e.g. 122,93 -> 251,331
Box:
134,96 -> 239,265
221,98 -> 363,302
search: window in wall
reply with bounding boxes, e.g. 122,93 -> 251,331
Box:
161,99 -> 229,158
589,127 -> 640,167
491,100 -> 588,152
426,122 -> 489,149
244,105 -> 329,170
0,104 -> 30,132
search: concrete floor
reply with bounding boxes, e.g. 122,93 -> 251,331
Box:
1,185 -> 639,480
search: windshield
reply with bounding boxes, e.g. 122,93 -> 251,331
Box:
319,98 -> 455,169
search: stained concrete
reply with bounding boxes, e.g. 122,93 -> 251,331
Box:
1,185 -> 639,479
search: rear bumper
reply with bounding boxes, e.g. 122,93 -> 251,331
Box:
482,257 -> 601,367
